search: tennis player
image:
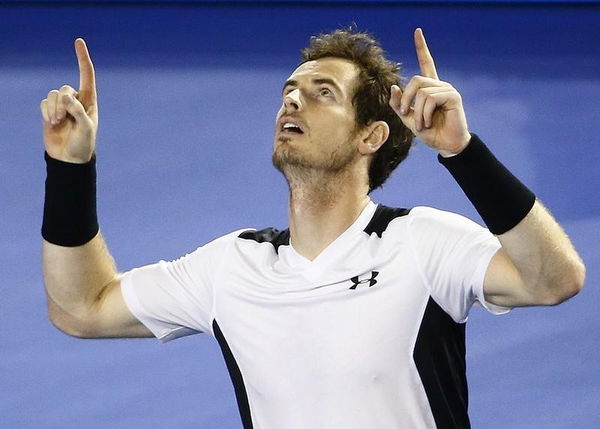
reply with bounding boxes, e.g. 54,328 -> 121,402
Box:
40,28 -> 585,428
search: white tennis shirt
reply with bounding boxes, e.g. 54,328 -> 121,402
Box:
121,201 -> 508,428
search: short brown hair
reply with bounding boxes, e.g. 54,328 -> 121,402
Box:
301,28 -> 414,191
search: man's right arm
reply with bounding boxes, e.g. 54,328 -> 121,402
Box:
44,235 -> 152,338
40,39 -> 152,339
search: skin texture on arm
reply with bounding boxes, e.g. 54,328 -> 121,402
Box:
40,39 -> 152,338
43,234 -> 152,338
484,202 -> 585,307
388,29 -> 585,307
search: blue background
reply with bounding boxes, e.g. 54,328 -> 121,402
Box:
1,1 -> 599,428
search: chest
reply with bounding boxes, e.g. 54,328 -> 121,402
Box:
212,245 -> 430,394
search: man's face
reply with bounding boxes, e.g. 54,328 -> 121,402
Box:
273,57 -> 362,174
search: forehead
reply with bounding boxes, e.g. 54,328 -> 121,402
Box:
287,57 -> 360,90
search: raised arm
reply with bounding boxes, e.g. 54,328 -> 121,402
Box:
40,39 -> 152,338
389,29 -> 585,307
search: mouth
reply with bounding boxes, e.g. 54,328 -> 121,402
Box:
281,123 -> 304,134
278,117 -> 305,136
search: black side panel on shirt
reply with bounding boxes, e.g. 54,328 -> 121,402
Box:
238,227 -> 290,253
413,297 -> 470,429
213,320 -> 254,429
363,204 -> 411,237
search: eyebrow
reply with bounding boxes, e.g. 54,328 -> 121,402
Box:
282,78 -> 344,96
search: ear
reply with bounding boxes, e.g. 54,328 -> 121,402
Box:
358,121 -> 390,155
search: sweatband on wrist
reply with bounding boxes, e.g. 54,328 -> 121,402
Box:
42,152 -> 99,246
438,134 -> 535,235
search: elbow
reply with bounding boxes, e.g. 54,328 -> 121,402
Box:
47,306 -> 99,339
48,314 -> 79,338
543,259 -> 586,306
565,258 -> 586,299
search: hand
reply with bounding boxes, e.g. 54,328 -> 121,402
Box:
40,38 -> 98,163
389,28 -> 471,157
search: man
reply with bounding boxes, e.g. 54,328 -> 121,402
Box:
40,28 -> 585,428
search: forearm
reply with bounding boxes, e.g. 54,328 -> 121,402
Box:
41,151 -> 119,334
43,232 -> 120,335
439,135 -> 585,306
40,41 -> 152,339
495,201 -> 585,305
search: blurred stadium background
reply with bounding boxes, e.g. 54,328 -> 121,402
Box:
1,1 -> 599,427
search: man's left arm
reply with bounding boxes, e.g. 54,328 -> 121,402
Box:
483,202 -> 585,307
390,28 -> 585,307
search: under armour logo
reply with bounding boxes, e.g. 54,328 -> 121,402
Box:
349,271 -> 379,290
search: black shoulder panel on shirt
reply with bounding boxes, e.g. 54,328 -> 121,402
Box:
363,204 -> 411,238
413,297 -> 470,428
238,227 -> 290,253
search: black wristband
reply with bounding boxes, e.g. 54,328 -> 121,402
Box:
42,152 -> 99,246
438,134 -> 535,235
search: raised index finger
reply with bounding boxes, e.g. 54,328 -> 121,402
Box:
414,28 -> 439,80
74,38 -> 97,105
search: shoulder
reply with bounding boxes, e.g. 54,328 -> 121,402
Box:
237,227 -> 290,253
183,227 -> 289,261
364,204 -> 465,237
407,206 -> 488,232
363,204 -> 411,237
186,228 -> 255,257
367,204 -> 490,246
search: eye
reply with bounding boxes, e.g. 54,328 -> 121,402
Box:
319,87 -> 333,97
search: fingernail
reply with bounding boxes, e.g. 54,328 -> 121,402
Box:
400,106 -> 406,115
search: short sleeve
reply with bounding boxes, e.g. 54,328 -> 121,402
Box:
408,207 -> 510,323
121,230 -> 243,342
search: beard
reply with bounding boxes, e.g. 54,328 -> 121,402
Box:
272,135 -> 359,184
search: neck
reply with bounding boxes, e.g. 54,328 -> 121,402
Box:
286,165 -> 371,261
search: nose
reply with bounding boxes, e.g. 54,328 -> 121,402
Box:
284,88 -> 302,111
